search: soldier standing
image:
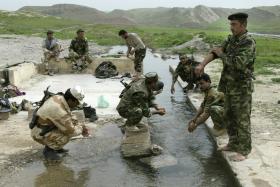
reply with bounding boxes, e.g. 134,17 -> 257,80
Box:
195,13 -> 256,161
118,30 -> 146,79
117,72 -> 166,131
171,54 -> 200,94
188,73 -> 226,136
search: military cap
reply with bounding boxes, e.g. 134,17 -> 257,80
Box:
47,30 -> 54,34
228,13 -> 248,20
179,54 -> 188,60
145,72 -> 159,82
77,29 -> 85,33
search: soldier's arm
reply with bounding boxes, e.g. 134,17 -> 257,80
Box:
85,40 -> 89,55
53,114 -> 83,137
69,40 -> 75,52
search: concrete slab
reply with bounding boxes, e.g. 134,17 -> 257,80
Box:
9,74 -> 129,117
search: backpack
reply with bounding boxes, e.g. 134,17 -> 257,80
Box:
95,61 -> 118,79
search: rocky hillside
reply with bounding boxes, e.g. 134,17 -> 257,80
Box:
18,4 -> 280,33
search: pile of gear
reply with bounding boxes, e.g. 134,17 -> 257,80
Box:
95,61 -> 119,79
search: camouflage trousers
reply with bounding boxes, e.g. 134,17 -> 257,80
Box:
224,93 -> 252,156
209,105 -> 225,130
68,51 -> 93,64
31,126 -> 70,150
134,48 -> 146,73
117,106 -> 149,126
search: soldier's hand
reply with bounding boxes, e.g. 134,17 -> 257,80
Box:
195,64 -> 204,76
82,126 -> 90,137
157,108 -> 166,116
171,86 -> 175,94
188,121 -> 197,133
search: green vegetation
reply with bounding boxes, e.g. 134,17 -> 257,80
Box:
0,10 -> 279,75
271,78 -> 280,83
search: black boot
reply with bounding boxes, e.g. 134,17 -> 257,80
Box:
56,148 -> 69,154
43,146 -> 61,161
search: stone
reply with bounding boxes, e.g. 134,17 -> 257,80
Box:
121,123 -> 152,158
139,154 -> 178,169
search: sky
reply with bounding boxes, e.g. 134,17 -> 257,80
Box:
1,0 -> 280,11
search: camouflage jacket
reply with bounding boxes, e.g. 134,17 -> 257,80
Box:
218,32 -> 256,95
69,37 -> 89,56
37,95 -> 83,136
173,60 -> 200,83
200,87 -> 224,113
125,33 -> 146,50
117,79 -> 155,117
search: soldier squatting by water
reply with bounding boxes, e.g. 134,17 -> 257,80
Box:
34,12 -> 255,162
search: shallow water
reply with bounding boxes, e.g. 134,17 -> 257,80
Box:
1,47 -> 239,187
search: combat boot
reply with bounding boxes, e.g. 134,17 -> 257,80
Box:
43,146 -> 61,161
56,148 -> 69,154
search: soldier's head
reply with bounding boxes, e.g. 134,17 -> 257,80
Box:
77,29 -> 85,39
145,72 -> 160,91
228,13 -> 248,36
179,54 -> 189,64
197,73 -> 211,92
118,30 -> 128,39
46,30 -> 54,40
64,86 -> 85,108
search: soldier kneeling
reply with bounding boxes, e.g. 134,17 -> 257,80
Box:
117,72 -> 166,131
30,86 -> 89,161
188,73 -> 226,136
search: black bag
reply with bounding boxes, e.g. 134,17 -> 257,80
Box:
95,61 -> 118,79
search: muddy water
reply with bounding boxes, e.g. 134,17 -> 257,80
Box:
1,47 -> 238,187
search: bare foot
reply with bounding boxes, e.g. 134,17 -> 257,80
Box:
230,153 -> 247,162
217,145 -> 232,151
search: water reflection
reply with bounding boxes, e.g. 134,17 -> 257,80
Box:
34,163 -> 89,187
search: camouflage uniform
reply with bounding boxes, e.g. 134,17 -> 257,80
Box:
173,59 -> 200,90
200,87 -> 225,130
69,37 -> 92,63
117,78 -> 156,126
31,95 -> 84,150
217,32 -> 256,156
125,33 -> 146,73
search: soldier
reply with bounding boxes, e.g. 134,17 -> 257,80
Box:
42,30 -> 61,75
188,73 -> 226,136
118,30 -> 146,79
31,86 -> 90,161
42,30 -> 61,62
69,29 -> 93,66
171,54 -> 200,94
195,13 -> 256,161
117,72 -> 166,131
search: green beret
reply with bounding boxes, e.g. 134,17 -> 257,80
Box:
228,13 -> 248,20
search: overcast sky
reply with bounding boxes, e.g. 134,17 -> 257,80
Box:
1,0 -> 280,11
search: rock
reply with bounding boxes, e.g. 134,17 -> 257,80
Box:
139,154 -> 178,169
278,100 -> 280,104
121,123 -> 152,158
153,53 -> 161,58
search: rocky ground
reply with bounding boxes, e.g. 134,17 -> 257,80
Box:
0,35 -> 110,67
